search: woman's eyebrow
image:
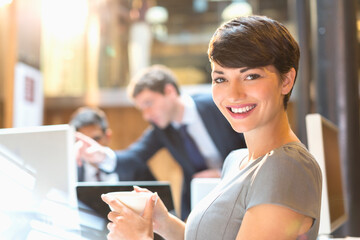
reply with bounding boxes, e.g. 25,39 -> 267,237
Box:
240,67 -> 251,73
213,67 -> 253,74
212,70 -> 224,75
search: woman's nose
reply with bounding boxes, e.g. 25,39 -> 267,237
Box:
228,81 -> 246,100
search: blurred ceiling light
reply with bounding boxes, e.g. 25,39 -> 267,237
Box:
42,0 -> 88,39
145,6 -> 168,24
193,0 -> 208,13
0,0 -> 12,7
222,0 -> 253,21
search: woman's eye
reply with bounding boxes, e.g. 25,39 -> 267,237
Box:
213,77 -> 225,83
245,74 -> 260,80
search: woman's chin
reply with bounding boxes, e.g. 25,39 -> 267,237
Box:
229,124 -> 248,134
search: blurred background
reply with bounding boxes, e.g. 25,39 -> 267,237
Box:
0,0 -> 360,236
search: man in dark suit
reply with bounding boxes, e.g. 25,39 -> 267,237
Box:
75,65 -> 246,219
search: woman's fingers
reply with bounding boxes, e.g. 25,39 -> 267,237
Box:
142,192 -> 158,219
102,193 -> 155,240
107,211 -> 123,223
101,194 -> 126,213
133,185 -> 151,193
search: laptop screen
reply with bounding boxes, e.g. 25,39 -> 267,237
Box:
76,181 -> 175,219
76,181 -> 176,239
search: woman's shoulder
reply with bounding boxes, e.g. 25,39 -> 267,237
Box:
264,142 -> 322,177
274,142 -> 318,163
247,142 -> 322,222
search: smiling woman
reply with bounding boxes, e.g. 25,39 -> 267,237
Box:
101,15 -> 322,240
186,15 -> 321,240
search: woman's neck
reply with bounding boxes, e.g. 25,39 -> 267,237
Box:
244,112 -> 299,161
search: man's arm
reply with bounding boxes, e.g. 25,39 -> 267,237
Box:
113,127 -> 163,181
75,127 -> 162,181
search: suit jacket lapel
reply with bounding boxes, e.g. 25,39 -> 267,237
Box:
194,97 -> 225,156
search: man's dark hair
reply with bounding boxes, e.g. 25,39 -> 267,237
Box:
69,107 -> 108,133
127,64 -> 180,99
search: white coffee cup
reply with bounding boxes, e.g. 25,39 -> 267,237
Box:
104,191 -> 152,214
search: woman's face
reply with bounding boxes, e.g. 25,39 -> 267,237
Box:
211,62 -> 293,134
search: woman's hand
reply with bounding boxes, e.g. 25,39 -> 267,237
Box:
132,186 -> 171,235
101,191 -> 158,240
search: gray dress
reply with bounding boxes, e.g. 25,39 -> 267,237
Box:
185,142 -> 322,240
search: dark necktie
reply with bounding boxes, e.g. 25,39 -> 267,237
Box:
178,125 -> 207,171
95,168 -> 101,181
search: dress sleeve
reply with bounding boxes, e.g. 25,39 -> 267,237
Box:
246,145 -> 322,219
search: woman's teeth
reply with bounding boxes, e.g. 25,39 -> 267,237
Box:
230,105 -> 255,113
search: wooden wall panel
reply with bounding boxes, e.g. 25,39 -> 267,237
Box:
0,2 -> 17,128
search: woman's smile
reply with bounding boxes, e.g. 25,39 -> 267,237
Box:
227,104 -> 257,119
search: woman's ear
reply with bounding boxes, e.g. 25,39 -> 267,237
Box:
281,68 -> 296,95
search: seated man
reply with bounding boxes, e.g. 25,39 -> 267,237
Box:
70,107 -> 118,182
75,65 -> 246,219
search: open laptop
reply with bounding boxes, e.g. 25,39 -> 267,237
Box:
75,181 -> 175,239
0,125 -> 86,240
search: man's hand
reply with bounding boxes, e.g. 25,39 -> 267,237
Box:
75,132 -> 107,167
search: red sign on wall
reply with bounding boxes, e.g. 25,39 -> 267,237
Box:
25,76 -> 35,103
